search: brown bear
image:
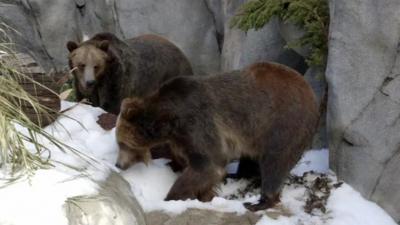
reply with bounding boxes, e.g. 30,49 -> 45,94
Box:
66,32 -> 193,114
115,62 -> 319,211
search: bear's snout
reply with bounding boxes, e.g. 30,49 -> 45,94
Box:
115,150 -> 135,170
115,162 -> 128,170
86,80 -> 95,88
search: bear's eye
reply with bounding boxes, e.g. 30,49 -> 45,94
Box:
78,64 -> 85,69
94,65 -> 99,70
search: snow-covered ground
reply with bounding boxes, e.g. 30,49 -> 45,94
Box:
0,102 -> 397,225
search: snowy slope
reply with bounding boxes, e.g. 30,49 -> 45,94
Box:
0,103 -> 113,225
0,102 -> 396,225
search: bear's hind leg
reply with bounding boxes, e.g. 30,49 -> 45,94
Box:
244,153 -> 287,211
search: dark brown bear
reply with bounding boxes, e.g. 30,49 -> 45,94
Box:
115,62 -> 319,211
66,32 -> 193,114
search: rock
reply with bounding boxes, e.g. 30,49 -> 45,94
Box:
21,0 -> 119,71
278,21 -> 311,58
304,67 -> 326,106
0,0 -> 121,71
382,75 -> 400,104
115,0 -> 221,74
304,67 -> 327,148
65,171 -> 146,225
204,0 -> 224,48
145,209 -> 261,225
0,1 -> 54,70
1,0 -> 307,75
97,113 -> 118,130
326,0 -> 400,221
371,152 -> 400,224
219,1 -> 307,73
1,0 -> 221,75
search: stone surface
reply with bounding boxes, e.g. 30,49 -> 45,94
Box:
116,0 -> 221,75
217,0 -> 307,73
278,21 -> 311,58
371,152 -> 400,224
1,0 -> 220,75
145,209 -> 261,225
1,0 -> 308,75
65,171 -> 147,225
21,0 -> 120,71
304,67 -> 327,148
326,0 -> 400,221
0,1 -> 54,69
97,112 -> 118,131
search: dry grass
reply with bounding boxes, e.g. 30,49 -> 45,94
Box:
0,23 -> 92,179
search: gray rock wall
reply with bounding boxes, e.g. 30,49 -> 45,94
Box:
206,0 -> 306,72
0,0 -> 305,75
116,0 -> 221,74
327,0 -> 400,221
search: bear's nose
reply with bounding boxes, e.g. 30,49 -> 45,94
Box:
86,80 -> 95,88
115,162 -> 126,170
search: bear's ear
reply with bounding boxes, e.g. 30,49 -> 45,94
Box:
66,41 -> 78,52
120,98 -> 144,119
97,40 -> 109,52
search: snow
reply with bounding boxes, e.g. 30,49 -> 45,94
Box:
0,102 -> 115,225
121,159 -> 252,214
0,102 -> 397,225
255,182 -> 398,225
326,184 -> 398,225
0,169 -> 99,225
119,149 -> 331,216
291,149 -> 329,176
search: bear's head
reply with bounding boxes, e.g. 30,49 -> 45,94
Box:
66,40 -> 111,95
115,97 -> 174,169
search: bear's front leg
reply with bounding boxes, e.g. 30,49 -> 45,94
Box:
165,165 -> 224,202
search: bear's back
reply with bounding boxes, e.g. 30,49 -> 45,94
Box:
198,63 -> 318,146
121,34 -> 193,97
157,62 -> 318,135
127,34 -> 193,77
204,62 -> 317,115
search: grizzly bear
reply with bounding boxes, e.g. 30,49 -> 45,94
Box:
115,62 -> 319,211
66,32 -> 193,114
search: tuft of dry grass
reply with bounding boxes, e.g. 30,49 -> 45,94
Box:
0,23 -> 94,179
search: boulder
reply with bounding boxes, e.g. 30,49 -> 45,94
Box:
20,0 -> 119,71
304,67 -> 328,148
0,1 -> 53,69
65,171 -> 146,225
115,0 -> 220,75
145,209 -> 261,225
1,0 -> 220,75
326,0 -> 400,221
1,0 -> 308,75
218,0 -> 307,72
278,21 -> 311,58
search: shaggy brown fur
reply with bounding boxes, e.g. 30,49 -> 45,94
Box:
115,62 -> 319,211
67,32 -> 193,114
